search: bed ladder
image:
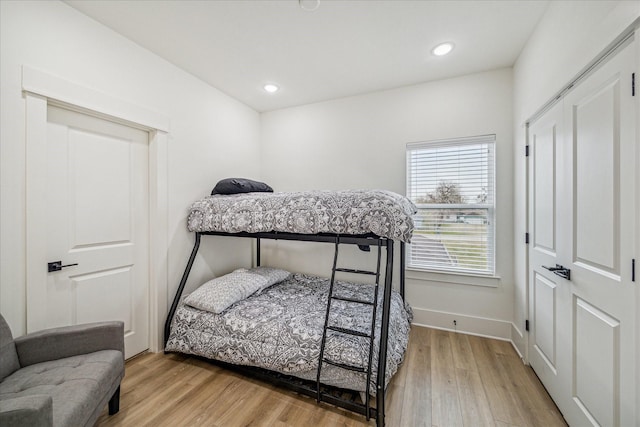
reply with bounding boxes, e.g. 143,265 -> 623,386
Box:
316,236 -> 382,421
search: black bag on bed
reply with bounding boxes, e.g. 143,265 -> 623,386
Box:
211,178 -> 273,195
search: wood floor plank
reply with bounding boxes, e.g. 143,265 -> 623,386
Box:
150,370 -> 247,426
216,380 -> 279,426
495,353 -> 566,427
309,401 -> 371,427
449,331 -> 476,372
112,362 -> 214,426
96,354 -> 199,425
495,421 -> 521,427
455,367 -> 496,427
522,364 -> 566,424
274,399 -> 321,426
235,387 -> 290,426
96,327 -> 566,427
399,326 -> 431,427
487,337 -> 515,355
183,374 -> 256,424
431,329 -> 464,427
467,335 -> 527,426
448,332 -> 496,426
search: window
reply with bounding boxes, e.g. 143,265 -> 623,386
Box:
406,135 -> 495,276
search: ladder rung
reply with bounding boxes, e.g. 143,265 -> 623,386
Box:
322,358 -> 367,373
331,295 -> 374,305
327,325 -> 371,338
334,268 -> 377,275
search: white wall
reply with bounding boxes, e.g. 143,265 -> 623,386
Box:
0,1 -> 261,337
512,0 -> 639,357
261,68 -> 515,338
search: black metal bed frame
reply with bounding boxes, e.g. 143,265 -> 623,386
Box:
164,230 -> 406,426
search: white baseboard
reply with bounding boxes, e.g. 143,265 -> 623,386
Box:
411,307 -> 512,341
510,323 -> 527,360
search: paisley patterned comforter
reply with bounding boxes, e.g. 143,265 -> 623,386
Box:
187,190 -> 416,243
166,273 -> 412,393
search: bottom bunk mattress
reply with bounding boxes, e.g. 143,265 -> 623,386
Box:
165,273 -> 412,393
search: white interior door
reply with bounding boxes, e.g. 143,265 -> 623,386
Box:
41,104 -> 149,359
528,39 -> 637,427
528,100 -> 568,408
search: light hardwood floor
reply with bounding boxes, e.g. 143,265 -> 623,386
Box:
96,326 -> 567,427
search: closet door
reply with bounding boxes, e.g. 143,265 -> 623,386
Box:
528,38 -> 637,427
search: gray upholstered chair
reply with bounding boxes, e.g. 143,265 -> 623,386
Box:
0,314 -> 124,427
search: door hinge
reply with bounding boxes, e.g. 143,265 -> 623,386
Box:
633,259 -> 636,282
525,232 -> 530,244
525,144 -> 530,157
633,73 -> 635,96
525,319 -> 530,332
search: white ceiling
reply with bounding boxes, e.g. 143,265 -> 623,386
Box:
65,0 -> 549,112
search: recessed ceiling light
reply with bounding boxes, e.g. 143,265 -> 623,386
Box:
263,84 -> 279,93
432,42 -> 454,56
299,0 -> 320,11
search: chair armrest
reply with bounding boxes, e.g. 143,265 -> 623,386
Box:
14,321 -> 124,367
0,395 -> 53,427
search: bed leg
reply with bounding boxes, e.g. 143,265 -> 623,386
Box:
376,390 -> 385,426
400,241 -> 406,301
375,239 -> 394,426
256,237 -> 261,267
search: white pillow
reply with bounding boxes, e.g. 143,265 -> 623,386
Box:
185,270 -> 268,314
248,267 -> 291,292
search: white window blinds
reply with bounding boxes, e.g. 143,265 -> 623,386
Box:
406,135 -> 495,275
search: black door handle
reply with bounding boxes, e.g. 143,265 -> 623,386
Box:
47,261 -> 78,272
542,264 -> 571,280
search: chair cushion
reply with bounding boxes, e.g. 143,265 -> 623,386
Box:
0,394 -> 53,427
0,350 -> 123,427
0,315 -> 20,381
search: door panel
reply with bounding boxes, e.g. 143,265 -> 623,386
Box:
74,267 -> 133,326
528,38 -> 637,427
573,80 -> 619,275
533,272 -> 556,371
72,128 -> 132,246
533,124 -> 556,254
574,297 -> 620,427
44,105 -> 149,359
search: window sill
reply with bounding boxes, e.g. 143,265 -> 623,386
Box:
406,268 -> 501,288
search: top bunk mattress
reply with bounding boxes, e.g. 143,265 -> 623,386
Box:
187,189 -> 416,243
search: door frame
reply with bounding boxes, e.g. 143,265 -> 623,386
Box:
22,65 -> 169,353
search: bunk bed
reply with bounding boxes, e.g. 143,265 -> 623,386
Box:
164,189 -> 416,426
